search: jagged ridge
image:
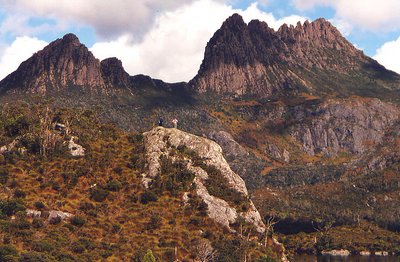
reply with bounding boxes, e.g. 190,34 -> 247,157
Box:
191,14 -> 400,98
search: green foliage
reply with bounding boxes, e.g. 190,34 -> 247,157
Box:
0,167 -> 9,185
0,245 -> 18,262
0,199 -> 25,216
152,156 -> 195,196
89,187 -> 109,202
14,189 -> 26,198
105,180 -> 122,192
70,216 -> 86,227
142,249 -> 157,262
33,202 -> 45,210
31,218 -> 44,229
140,191 -> 158,204
146,214 -> 162,230
202,165 -> 250,208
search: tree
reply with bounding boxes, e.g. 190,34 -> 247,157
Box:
192,238 -> 217,262
143,249 -> 156,262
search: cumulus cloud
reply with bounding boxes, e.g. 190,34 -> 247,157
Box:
0,0 -> 199,40
291,0 -> 400,32
0,36 -> 48,80
374,36 -> 400,74
91,1 -> 307,82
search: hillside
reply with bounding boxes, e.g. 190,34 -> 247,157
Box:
0,102 -> 285,261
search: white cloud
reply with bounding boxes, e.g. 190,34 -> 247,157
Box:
292,0 -> 400,32
0,0 -> 199,39
0,36 -> 48,80
91,0 -> 307,82
373,36 -> 400,74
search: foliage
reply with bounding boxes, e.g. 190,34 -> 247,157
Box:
142,249 -> 156,262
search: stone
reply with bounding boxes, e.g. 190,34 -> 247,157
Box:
143,127 -> 266,233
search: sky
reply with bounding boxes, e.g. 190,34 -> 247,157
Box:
0,0 -> 399,82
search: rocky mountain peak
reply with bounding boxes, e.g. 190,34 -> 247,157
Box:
221,13 -> 247,31
190,13 -> 394,97
100,57 -> 131,88
61,33 -> 80,46
0,33 -> 106,94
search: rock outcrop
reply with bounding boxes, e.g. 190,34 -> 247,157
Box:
143,127 -> 266,233
191,14 -> 400,97
100,57 -> 131,88
290,98 -> 399,155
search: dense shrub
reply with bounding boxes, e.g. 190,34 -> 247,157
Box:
0,200 -> 25,216
203,165 -> 249,208
146,214 -> 162,230
33,202 -> 45,210
0,168 -> 9,185
90,188 -> 109,202
0,245 -> 18,261
32,218 -> 44,229
140,191 -> 158,204
105,180 -> 122,192
70,216 -> 86,227
14,189 -> 26,198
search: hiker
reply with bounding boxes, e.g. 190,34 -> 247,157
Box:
172,118 -> 178,128
158,117 -> 164,127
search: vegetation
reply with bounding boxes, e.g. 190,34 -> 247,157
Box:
0,101 -> 279,261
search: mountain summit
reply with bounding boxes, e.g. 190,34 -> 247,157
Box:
0,34 -> 110,94
191,14 -> 400,98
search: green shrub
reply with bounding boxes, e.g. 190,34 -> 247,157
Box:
70,216 -> 86,227
142,249 -> 156,262
146,214 -> 162,230
0,199 -> 25,216
32,218 -> 44,229
14,189 -> 26,198
33,202 -> 45,210
105,180 -> 122,192
0,168 -> 9,185
140,191 -> 158,204
0,245 -> 18,261
89,188 -> 109,202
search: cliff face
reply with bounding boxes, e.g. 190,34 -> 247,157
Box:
0,34 -> 107,94
290,98 -> 399,155
191,14 -> 400,97
143,127 -> 266,233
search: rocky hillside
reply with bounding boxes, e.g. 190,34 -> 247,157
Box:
0,103 -> 285,261
190,14 -> 400,99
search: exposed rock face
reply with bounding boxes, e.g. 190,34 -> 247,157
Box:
290,98 -> 399,155
0,34 -> 105,94
143,127 -> 265,233
101,57 -> 131,88
191,14 -> 400,97
0,34 -> 127,94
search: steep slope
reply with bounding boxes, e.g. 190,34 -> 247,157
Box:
191,14 -> 400,99
0,34 -> 106,94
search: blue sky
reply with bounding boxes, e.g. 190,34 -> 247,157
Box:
0,0 -> 399,82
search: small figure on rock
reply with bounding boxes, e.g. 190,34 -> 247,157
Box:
172,118 -> 178,129
158,117 -> 164,127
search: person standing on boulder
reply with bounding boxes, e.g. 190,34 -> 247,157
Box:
172,118 -> 178,129
158,117 -> 164,127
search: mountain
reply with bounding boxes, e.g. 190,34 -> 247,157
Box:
0,34 -> 107,94
190,14 -> 400,99
0,13 -> 400,258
